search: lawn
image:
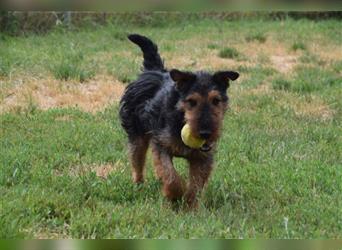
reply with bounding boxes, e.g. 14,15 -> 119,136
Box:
0,16 -> 341,238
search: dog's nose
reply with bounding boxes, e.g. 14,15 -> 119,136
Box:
199,130 -> 211,140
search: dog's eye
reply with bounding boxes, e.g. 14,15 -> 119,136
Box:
187,99 -> 197,107
212,97 -> 221,106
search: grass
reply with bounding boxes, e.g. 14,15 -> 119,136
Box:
207,43 -> 219,50
332,60 -> 342,73
272,78 -> 292,91
51,62 -> 95,82
272,66 -> 340,93
0,17 -> 341,239
218,47 -> 240,59
299,52 -> 326,66
106,56 -> 140,83
0,58 -> 11,77
291,41 -> 306,51
245,32 -> 267,43
0,49 -> 18,77
50,49 -> 96,82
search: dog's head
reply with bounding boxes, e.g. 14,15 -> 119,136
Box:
171,69 -> 239,151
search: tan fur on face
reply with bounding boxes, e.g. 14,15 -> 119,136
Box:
180,93 -> 205,139
206,90 -> 227,141
208,90 -> 228,118
179,90 -> 227,142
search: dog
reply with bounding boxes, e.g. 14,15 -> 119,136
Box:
119,34 -> 239,209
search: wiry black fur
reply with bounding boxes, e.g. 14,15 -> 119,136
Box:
119,71 -> 165,139
128,34 -> 165,72
119,34 -> 239,207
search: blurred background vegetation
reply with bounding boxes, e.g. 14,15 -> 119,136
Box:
1,11 -> 342,36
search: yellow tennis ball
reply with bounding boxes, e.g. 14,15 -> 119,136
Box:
181,123 -> 205,149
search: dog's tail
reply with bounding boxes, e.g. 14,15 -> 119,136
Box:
128,34 -> 165,72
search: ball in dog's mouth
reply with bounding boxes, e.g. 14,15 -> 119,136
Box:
181,124 -> 205,149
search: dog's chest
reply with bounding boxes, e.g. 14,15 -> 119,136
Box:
169,139 -> 193,157
154,129 -> 193,157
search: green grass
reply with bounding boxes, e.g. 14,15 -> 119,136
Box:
291,41 -> 307,51
207,43 -> 219,50
0,58 -> 11,77
272,78 -> 292,91
332,60 -> 342,73
0,17 -> 341,239
218,47 -> 240,59
0,48 -> 19,77
299,52 -> 326,66
238,65 -> 277,88
106,56 -> 140,83
50,48 -> 96,82
272,66 -> 340,93
245,32 -> 267,43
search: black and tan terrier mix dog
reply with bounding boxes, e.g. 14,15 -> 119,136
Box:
119,34 -> 239,209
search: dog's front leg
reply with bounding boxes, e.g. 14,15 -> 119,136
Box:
151,144 -> 185,202
185,157 -> 213,209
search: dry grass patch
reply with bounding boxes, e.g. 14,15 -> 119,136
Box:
0,75 -> 125,113
67,163 -> 121,179
311,44 -> 342,62
277,93 -> 336,121
245,83 -> 272,95
54,114 -> 73,121
232,83 -> 335,121
166,50 -> 243,71
153,38 -> 299,73
231,83 -> 272,114
237,40 -> 284,58
166,55 -> 195,69
197,52 -> 238,70
34,229 -> 69,239
270,55 -> 297,73
236,40 -> 298,73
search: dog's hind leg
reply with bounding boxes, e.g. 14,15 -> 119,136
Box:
128,136 -> 149,183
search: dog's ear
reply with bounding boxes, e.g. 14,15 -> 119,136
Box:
170,69 -> 196,92
212,71 -> 239,90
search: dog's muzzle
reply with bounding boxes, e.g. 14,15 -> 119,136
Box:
200,143 -> 212,152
